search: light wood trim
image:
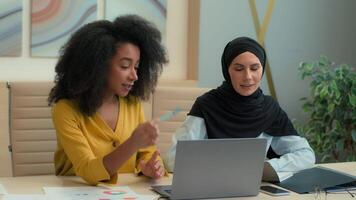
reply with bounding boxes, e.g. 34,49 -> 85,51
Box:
248,0 -> 278,100
0,82 -> 12,177
187,0 -> 200,80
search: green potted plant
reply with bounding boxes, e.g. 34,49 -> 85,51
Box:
297,55 -> 356,163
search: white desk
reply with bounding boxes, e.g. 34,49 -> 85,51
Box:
0,162 -> 355,199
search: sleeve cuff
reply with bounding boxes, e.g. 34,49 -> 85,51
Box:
267,158 -> 279,173
80,157 -> 116,185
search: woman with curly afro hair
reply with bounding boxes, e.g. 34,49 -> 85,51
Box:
48,15 -> 168,185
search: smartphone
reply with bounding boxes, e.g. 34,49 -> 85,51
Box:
260,185 -> 290,196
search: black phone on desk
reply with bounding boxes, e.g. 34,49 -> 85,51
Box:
260,185 -> 290,196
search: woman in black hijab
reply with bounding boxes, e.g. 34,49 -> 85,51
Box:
164,37 -> 315,181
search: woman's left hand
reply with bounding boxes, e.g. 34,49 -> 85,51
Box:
139,151 -> 165,179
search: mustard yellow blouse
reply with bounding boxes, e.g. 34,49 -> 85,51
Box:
52,97 -> 159,185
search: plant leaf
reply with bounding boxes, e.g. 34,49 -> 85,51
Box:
320,86 -> 328,99
336,139 -> 344,152
327,103 -> 335,113
352,129 -> 356,142
335,89 -> 341,99
319,55 -> 330,66
330,80 -> 338,91
349,94 -> 356,107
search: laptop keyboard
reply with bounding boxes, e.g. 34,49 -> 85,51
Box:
164,189 -> 172,194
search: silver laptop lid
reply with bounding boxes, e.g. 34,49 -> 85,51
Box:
171,138 -> 267,199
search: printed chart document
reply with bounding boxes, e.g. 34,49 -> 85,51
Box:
0,183 -> 7,194
43,186 -> 157,200
2,194 -> 47,200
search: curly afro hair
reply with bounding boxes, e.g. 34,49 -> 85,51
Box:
48,15 -> 168,116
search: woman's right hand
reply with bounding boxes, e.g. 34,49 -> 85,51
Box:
130,120 -> 159,149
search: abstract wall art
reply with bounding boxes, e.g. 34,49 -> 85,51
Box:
31,0 -> 97,57
0,0 -> 22,57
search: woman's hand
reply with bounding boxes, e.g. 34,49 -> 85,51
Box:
103,120 -> 160,176
130,120 -> 159,149
139,151 -> 165,179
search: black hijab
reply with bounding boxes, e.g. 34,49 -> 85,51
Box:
189,37 -> 298,139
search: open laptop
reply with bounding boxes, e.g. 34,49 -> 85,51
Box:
152,138 -> 267,199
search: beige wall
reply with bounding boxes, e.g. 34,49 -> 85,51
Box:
0,0 -> 188,81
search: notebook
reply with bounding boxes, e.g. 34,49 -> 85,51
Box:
324,180 -> 356,192
276,166 -> 356,194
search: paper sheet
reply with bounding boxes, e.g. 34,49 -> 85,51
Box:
2,194 -> 47,200
43,186 -> 157,200
0,183 -> 7,195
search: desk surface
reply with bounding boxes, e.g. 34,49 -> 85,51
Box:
0,162 -> 355,200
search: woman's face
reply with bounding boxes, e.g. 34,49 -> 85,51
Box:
228,51 -> 263,96
107,42 -> 140,97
